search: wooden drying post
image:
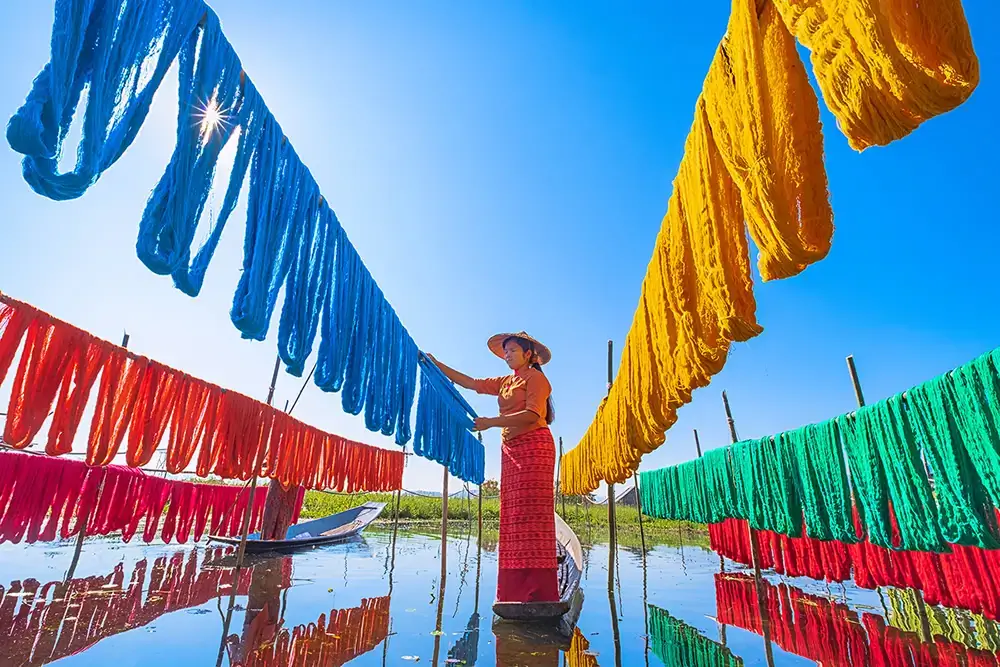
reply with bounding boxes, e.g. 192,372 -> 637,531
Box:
634,472 -> 647,554
846,355 -> 933,643
215,355 -> 282,667
477,435 -> 484,548
558,436 -> 567,520
606,339 -> 619,595
722,390 -> 775,667
441,465 -> 450,590
431,466 -> 449,667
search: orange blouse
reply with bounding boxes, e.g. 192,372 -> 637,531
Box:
470,367 -> 551,442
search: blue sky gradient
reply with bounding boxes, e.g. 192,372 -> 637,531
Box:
1,1 -> 997,492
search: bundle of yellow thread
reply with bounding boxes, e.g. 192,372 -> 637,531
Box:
561,0 -> 978,495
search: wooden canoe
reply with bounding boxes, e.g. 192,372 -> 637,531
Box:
208,501 -> 386,554
492,512 -> 585,634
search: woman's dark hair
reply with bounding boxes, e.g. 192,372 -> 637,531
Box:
503,336 -> 555,425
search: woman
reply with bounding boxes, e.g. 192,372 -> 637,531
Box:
428,331 -> 558,603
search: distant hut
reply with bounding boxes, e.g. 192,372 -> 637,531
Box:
616,484 -> 638,507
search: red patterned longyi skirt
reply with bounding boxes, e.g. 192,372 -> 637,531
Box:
497,427 -> 558,603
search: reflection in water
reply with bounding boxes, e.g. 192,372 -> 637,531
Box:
224,543 -> 391,667
566,628 -> 599,667
607,586 -> 623,667
0,547 -> 275,667
448,525 -> 484,666
229,596 -> 391,667
647,605 -> 743,666
716,572 -> 1000,666
3,525 -> 917,666
449,612 -> 482,666
887,588 -> 1000,652
494,625 -> 562,666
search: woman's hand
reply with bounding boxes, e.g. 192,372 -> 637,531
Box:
473,416 -> 497,431
425,353 -> 440,367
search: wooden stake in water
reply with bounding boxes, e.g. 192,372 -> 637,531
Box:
477,435 -> 484,547
215,354 -> 282,667
846,355 -> 933,642
694,427 -> 727,645
233,355 -> 281,564
606,340 -> 619,595
846,355 -> 866,407
441,465 -> 450,587
723,390 -> 775,667
558,436 -> 567,520
634,472 -> 647,554
65,330 -> 129,582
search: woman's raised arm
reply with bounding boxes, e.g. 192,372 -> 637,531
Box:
425,354 -> 478,390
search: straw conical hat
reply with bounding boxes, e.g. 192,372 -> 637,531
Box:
487,331 -> 552,365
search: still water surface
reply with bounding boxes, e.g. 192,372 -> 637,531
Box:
0,526 -> 991,666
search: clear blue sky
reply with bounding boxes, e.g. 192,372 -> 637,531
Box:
1,1 -> 997,493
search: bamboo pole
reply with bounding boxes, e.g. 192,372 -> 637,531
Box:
216,355 -> 281,667
558,437 -> 567,520
846,355 -> 866,407
441,466 -> 450,585
391,433 -> 409,550
234,355 -> 281,562
64,330 -> 129,582
477,435 -> 484,547
634,472 -> 647,554
641,539 -> 651,667
431,569 -> 447,667
723,390 -> 774,667
845,355 -> 933,642
694,428 -> 727,645
606,340 -> 618,595
608,586 -> 624,667
432,466 -> 449,667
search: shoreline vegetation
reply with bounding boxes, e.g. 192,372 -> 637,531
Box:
301,490 -> 709,549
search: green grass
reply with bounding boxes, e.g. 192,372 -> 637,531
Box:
301,490 -> 708,549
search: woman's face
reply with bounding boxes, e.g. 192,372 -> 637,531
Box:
503,340 -> 531,371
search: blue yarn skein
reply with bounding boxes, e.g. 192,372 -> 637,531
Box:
8,0 -> 204,200
11,0 -> 479,478
231,119 -> 308,341
277,202 -> 337,377
414,354 -> 485,484
137,11 -> 246,276
172,81 -> 268,296
315,228 -> 361,393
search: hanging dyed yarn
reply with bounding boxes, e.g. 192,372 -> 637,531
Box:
5,0 -> 489,476
776,420 -> 856,543
713,514 -> 1000,621
0,296 -> 405,492
562,0 -> 831,494
0,451 -> 300,545
642,345 -> 1000,554
414,355 -> 485,484
561,0 -> 978,495
905,372 -> 999,549
6,0 -> 204,201
840,396 -> 945,552
771,0 -> 979,151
